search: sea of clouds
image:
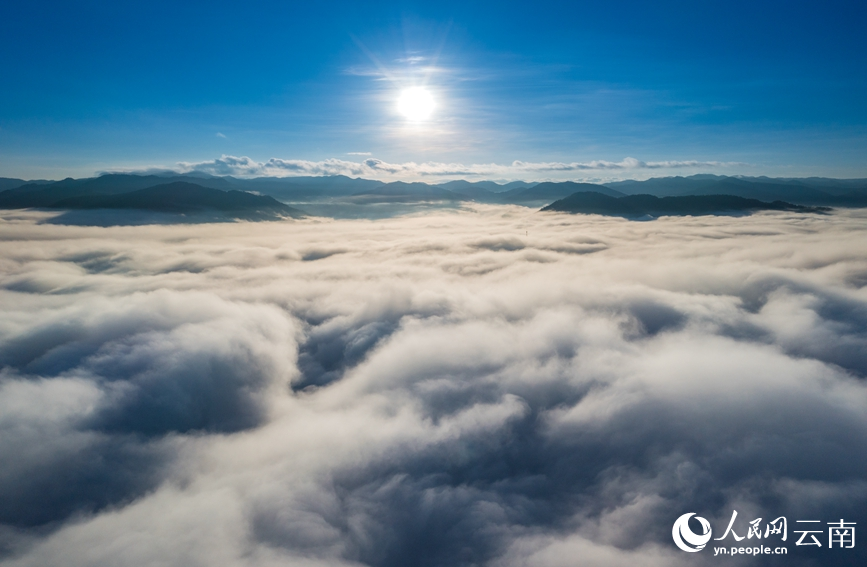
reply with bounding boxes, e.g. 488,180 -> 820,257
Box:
0,205 -> 866,566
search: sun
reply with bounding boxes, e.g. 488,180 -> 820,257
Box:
397,87 -> 435,121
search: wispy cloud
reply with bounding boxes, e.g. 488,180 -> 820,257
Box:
172,155 -> 745,181
511,157 -> 738,171
216,132 -> 227,139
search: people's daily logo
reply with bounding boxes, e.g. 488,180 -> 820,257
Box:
672,513 -> 712,552
672,510 -> 856,557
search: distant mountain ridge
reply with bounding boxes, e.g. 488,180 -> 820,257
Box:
0,178 -> 52,191
542,192 -> 828,218
604,175 -> 867,205
500,181 -> 624,202
234,175 -> 385,200
436,180 -> 534,194
2,173 -> 866,212
0,173 -> 528,206
1,180 -> 302,220
0,174 -> 236,208
347,181 -> 468,203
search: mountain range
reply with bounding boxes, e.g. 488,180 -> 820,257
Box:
0,174 -> 623,209
605,174 -> 867,205
0,179 -> 302,220
542,192 -> 829,218
1,173 -> 865,217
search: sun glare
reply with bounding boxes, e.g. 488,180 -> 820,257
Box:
397,87 -> 435,121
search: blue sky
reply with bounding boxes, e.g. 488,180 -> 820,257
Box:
1,0 -> 865,180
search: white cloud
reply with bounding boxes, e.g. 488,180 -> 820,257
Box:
1,206 -> 865,566
510,157 -> 739,171
170,154 -> 745,181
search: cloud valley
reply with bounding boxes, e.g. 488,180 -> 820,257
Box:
0,205 -> 866,566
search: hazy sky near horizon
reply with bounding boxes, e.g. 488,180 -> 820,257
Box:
1,0 -> 866,180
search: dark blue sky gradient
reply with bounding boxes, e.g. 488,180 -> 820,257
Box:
1,0 -> 865,178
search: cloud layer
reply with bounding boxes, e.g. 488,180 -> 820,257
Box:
167,155 -> 742,181
1,206 -> 866,566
